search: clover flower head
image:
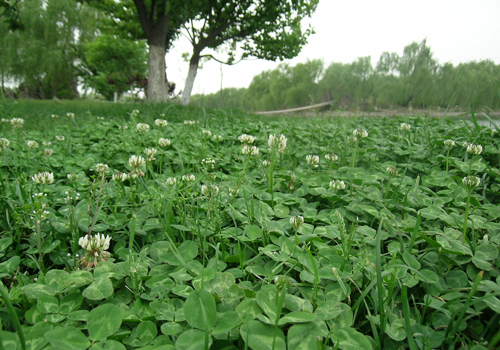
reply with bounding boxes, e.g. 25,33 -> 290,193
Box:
66,113 -> 75,119
201,158 -> 216,169
242,145 -> 260,156
400,123 -> 411,131
32,172 -> 54,185
238,134 -> 256,144
202,129 -> 212,137
27,140 -> 39,149
201,184 -> 220,197
462,175 -> 480,189
262,160 -> 271,167
466,144 -> 482,155
43,149 -> 54,157
67,173 -> 77,182
136,123 -> 150,132
306,155 -> 319,167
130,110 -> 140,117
444,139 -> 455,147
158,138 -> 171,147
268,134 -> 287,153
325,153 -> 338,162
155,119 -> 168,127
330,179 -> 345,190
118,125 -> 129,130
94,163 -> 109,175
112,172 -> 128,182
0,138 -> 10,149
229,187 -> 240,197
290,216 -> 304,230
353,128 -> 368,138
78,233 -> 112,269
182,174 -> 196,182
1,118 -> 9,123
129,155 -> 146,168
10,118 -> 24,129
213,134 -> 222,141
97,117 -> 104,121
144,148 -> 158,161
166,177 -> 177,186
55,135 -> 65,142
184,120 -> 199,125
51,114 -> 59,119
42,141 -> 52,146
386,166 -> 398,176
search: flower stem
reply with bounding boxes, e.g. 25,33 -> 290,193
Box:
462,189 -> 472,244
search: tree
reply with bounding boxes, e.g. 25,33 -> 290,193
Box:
180,0 -> 318,105
0,0 -> 24,30
86,0 -> 193,102
81,34 -> 147,101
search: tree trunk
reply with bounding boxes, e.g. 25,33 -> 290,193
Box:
181,52 -> 200,105
148,44 -> 167,102
114,91 -> 118,103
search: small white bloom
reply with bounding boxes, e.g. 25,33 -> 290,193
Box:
129,155 -> 146,168
201,158 -> 216,169
462,176 -> 480,189
201,184 -> 220,197
43,149 -> 54,157
268,134 -> 287,153
325,153 -> 338,162
10,118 -> 24,129
55,135 -> 65,142
466,144 -> 482,155
136,123 -> 150,132
67,173 -> 77,182
353,128 -> 368,138
400,123 -> 411,131
51,114 -> 59,119
27,140 -> 39,149
262,160 -> 271,167
329,180 -> 345,190
0,138 -> 10,149
166,177 -> 177,186
66,113 -> 75,119
306,155 -> 319,167
213,134 -> 222,141
202,130 -> 212,137
32,172 -> 54,185
242,145 -> 260,156
155,119 -> 168,127
112,172 -> 128,182
290,216 -> 304,230
144,148 -> 158,161
159,138 -> 171,147
386,166 -> 398,176
238,134 -> 256,144
182,174 -> 196,182
444,140 -> 455,147
94,163 -> 109,175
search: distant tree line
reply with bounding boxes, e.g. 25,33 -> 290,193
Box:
191,40 -> 500,111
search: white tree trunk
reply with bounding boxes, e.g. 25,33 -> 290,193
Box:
181,60 -> 199,105
113,91 -> 118,103
148,44 -> 167,102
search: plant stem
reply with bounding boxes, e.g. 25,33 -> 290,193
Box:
462,189 -> 472,244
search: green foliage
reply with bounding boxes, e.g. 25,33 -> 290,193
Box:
0,100 -> 500,350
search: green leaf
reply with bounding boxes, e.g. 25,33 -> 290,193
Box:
87,304 -> 122,341
240,320 -> 286,350
160,322 -> 182,336
0,256 -> 20,277
136,320 -> 157,345
278,311 -> 316,325
89,340 -> 126,350
22,283 -> 56,299
287,321 -> 327,350
244,225 -> 261,241
175,329 -> 212,350
184,290 -> 217,331
213,311 -> 241,334
330,327 -> 371,350
37,295 -> 59,314
44,327 -> 90,350
59,292 -> 84,314
402,251 -> 421,270
25,327 -> 49,350
415,269 -> 439,284
82,277 -> 114,300
236,299 -> 263,322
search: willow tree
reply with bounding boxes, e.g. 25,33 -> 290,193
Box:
180,0 -> 319,105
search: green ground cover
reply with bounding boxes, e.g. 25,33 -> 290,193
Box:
0,100 -> 500,350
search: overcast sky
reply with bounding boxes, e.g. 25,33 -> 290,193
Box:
165,0 -> 500,96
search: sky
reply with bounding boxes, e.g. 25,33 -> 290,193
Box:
165,0 -> 500,96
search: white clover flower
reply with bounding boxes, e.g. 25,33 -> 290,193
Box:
32,192 -> 46,199
325,153 -> 338,162
42,141 -> 51,147
1,118 -> 9,123
51,114 -> 59,119
386,166 -> 398,176
0,138 -> 10,149
184,120 -> 199,125
330,179 -> 345,190
213,134 -> 222,141
97,117 -> 104,120
462,176 -> 480,189
201,184 -> 220,197
118,125 -> 129,130
467,144 -> 483,155
27,140 -> 39,149
290,216 -> 304,230
353,128 -> 368,138
130,110 -> 140,117
129,155 -> 146,169
112,172 -> 128,182
306,155 -> 320,167
444,140 -> 455,147
67,173 -> 77,182
158,138 -> 171,147
78,233 -> 112,269
182,174 -> 196,182
262,160 -> 271,167
136,123 -> 150,132
201,158 -> 216,169
10,118 -> 24,129
400,123 -> 411,131
155,119 -> 168,127
229,187 -> 240,197
242,145 -> 260,156
144,148 -> 158,161
32,172 -> 54,185
202,130 -> 212,137
166,177 -> 177,186
94,163 -> 109,175
66,113 -> 75,119
43,149 -> 53,157
238,134 -> 256,144
268,134 -> 287,153
55,135 -> 65,142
